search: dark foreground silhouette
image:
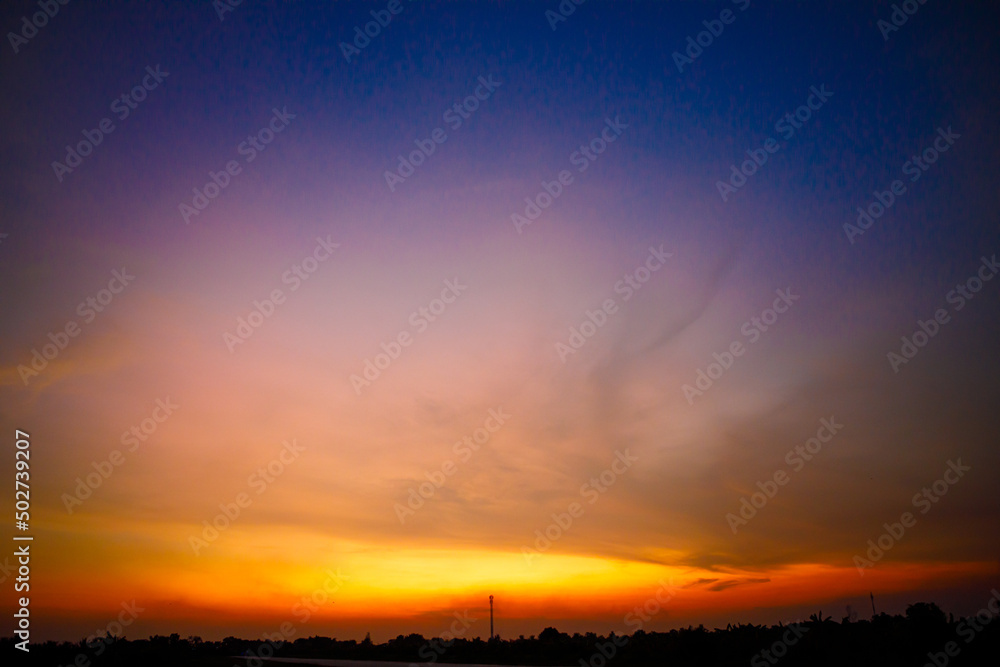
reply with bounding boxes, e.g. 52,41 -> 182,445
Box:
4,603 -> 998,666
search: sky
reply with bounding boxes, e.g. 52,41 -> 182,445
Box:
1,0 -> 999,645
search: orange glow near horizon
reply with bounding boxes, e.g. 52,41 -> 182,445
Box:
30,508 -> 998,634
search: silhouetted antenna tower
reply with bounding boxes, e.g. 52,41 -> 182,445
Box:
489,595 -> 494,640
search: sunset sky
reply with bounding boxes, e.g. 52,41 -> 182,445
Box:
1,0 -> 999,644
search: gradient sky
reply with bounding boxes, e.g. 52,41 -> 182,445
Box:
2,0 -> 999,645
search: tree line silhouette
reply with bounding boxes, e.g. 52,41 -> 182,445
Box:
3,601 -> 997,666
